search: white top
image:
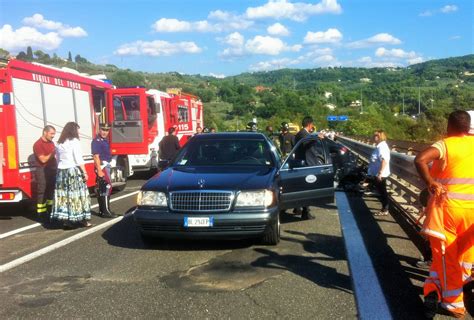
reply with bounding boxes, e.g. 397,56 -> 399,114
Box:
56,138 -> 85,169
368,140 -> 391,177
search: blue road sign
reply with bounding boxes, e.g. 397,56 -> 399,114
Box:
338,115 -> 349,121
327,116 -> 338,121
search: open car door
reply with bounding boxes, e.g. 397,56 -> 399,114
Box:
278,135 -> 335,210
106,88 -> 149,155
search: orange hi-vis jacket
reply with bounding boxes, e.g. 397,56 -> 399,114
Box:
435,136 -> 474,208
422,135 -> 474,316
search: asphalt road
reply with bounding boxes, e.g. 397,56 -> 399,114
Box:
0,175 -> 472,319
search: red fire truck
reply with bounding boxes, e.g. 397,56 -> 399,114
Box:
0,59 -> 204,204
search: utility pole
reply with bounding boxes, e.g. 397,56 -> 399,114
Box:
360,87 -> 363,114
402,89 -> 405,115
418,87 -> 421,115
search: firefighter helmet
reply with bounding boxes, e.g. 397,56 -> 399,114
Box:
281,122 -> 289,131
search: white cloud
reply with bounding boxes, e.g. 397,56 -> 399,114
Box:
58,27 -> 87,37
407,57 -> 424,65
267,23 -> 290,36
304,28 -> 342,44
152,12 -> 253,33
250,58 -> 299,71
223,32 -> 245,47
114,40 -> 202,56
245,36 -> 286,55
246,0 -> 342,22
22,13 -> 87,37
440,5 -> 458,13
152,18 -> 192,32
347,33 -> 401,48
209,72 -> 226,78
420,4 -> 458,17
219,33 -> 301,59
0,24 -> 62,52
450,35 -> 461,40
355,56 -> 402,68
375,47 -> 418,59
419,10 -> 433,17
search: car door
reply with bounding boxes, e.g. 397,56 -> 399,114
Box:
278,136 -> 335,209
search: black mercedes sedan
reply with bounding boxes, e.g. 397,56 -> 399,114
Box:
134,132 -> 335,245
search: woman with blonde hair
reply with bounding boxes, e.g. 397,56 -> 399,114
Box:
368,129 -> 391,215
50,122 -> 92,228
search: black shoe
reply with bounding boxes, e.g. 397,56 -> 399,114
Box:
98,195 -> 117,218
293,208 -> 302,215
62,221 -> 77,230
301,212 -> 315,220
424,291 -> 439,319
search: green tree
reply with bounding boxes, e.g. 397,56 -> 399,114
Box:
68,51 -> 72,62
0,48 -> 10,58
26,46 -> 33,60
110,70 -> 145,87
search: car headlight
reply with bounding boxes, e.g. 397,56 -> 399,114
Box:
235,190 -> 274,208
137,191 -> 167,207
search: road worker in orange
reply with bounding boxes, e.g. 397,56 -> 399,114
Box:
415,110 -> 474,318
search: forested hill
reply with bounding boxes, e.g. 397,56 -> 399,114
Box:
2,47 -> 473,142
230,55 -> 474,88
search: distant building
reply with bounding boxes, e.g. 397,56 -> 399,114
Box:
255,85 -> 270,93
360,78 -> 371,83
325,103 -> 336,111
350,100 -> 361,108
324,91 -> 333,99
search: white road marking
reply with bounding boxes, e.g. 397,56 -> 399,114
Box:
0,191 -> 139,240
0,191 -> 139,273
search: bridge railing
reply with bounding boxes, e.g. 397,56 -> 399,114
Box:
337,136 -> 427,227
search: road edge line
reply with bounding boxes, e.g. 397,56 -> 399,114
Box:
335,191 -> 393,319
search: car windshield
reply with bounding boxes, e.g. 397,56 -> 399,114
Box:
174,138 -> 274,166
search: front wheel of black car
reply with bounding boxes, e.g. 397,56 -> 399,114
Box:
262,213 -> 280,245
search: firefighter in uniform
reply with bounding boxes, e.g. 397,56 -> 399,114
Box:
33,125 -> 57,223
91,123 -> 116,218
415,110 -> 474,318
278,122 -> 295,157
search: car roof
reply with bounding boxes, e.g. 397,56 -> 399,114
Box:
192,132 -> 267,140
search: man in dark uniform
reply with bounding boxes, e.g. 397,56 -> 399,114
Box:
91,123 -> 116,218
294,116 -> 319,220
159,127 -> 180,162
278,122 -> 295,157
33,125 -> 57,223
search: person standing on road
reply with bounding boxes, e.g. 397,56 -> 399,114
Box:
294,116 -> 317,220
33,125 -> 57,223
159,127 -> 180,162
91,123 -> 116,218
50,122 -> 92,229
415,110 -> 474,318
278,122 -> 295,158
368,130 -> 391,216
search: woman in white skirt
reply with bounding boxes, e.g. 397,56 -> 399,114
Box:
50,122 -> 92,228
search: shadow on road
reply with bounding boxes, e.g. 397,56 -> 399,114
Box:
344,193 -> 427,319
251,228 -> 352,294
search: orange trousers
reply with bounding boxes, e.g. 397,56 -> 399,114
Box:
424,206 -> 474,316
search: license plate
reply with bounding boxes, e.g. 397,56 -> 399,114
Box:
184,216 -> 214,227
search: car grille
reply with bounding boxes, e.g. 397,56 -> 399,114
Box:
169,191 -> 233,212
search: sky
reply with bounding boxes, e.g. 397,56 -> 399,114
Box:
0,0 -> 472,77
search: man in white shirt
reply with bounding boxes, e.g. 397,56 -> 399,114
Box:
368,130 -> 391,215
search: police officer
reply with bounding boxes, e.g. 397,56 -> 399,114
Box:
91,123 -> 116,218
278,122 -> 295,157
246,121 -> 257,132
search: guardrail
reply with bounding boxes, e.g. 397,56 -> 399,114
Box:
337,136 -> 427,227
